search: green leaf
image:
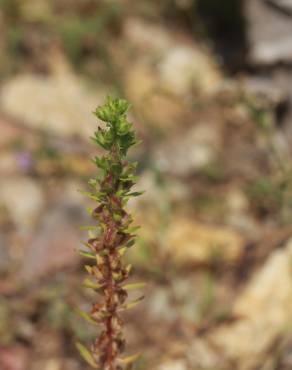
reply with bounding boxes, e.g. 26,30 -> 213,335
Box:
117,118 -> 132,136
88,178 -> 97,186
94,106 -> 112,122
118,247 -> 127,256
120,175 -> 139,183
122,196 -> 130,206
75,308 -> 98,325
79,225 -> 97,231
119,353 -> 140,365
126,191 -> 144,197
126,239 -> 135,248
76,342 -> 98,368
91,132 -> 112,150
120,296 -> 144,311
127,226 -> 141,233
88,230 -> 97,239
86,207 -> 94,215
113,271 -> 123,281
84,265 -> 93,274
78,250 -> 96,260
79,190 -> 100,202
113,213 -> 122,222
82,278 -> 103,290
126,264 -> 132,273
115,98 -> 131,115
123,282 -> 146,291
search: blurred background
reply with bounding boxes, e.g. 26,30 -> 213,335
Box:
1,0 -> 292,369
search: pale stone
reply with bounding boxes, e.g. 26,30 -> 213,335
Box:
0,177 -> 44,230
0,72 -> 104,140
20,199 -> 82,280
158,360 -> 187,370
148,288 -> 178,322
192,238 -> 292,369
163,217 -> 244,264
123,18 -> 221,99
245,0 -> 292,64
269,0 -> 292,11
132,171 -> 189,206
155,124 -> 221,175
125,63 -> 156,103
158,46 -> 221,95
124,63 -> 186,129
226,189 -> 249,214
123,18 -> 171,54
19,0 -> 53,21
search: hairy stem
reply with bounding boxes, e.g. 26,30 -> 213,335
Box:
77,97 -> 142,370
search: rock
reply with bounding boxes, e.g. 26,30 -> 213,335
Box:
215,239 -> 292,360
171,278 -> 199,322
191,238 -> 292,369
243,4 -> 292,143
158,360 -> 187,370
265,0 -> 292,13
125,63 -> 156,103
31,359 -> 63,370
18,0 -> 52,22
123,18 -> 221,101
20,199 -> 84,280
123,19 -> 221,130
132,171 -> 189,206
0,71 -> 104,140
245,0 -> 292,64
147,288 -> 178,322
163,217 -> 244,265
187,339 -> 222,370
225,189 -> 260,237
158,46 -> 221,95
0,177 -> 44,230
43,359 -> 62,370
155,124 -> 221,175
124,63 -> 187,130
243,77 -> 288,107
226,189 -> 249,215
123,18 -> 171,54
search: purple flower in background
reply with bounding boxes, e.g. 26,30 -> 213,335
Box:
17,152 -> 34,173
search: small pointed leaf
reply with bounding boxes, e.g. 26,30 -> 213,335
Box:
118,247 -> 127,256
75,308 -> 98,325
82,278 -> 103,290
123,282 -> 146,291
78,250 -> 96,260
126,191 -> 144,197
126,264 -> 132,273
119,353 -> 141,365
127,226 -> 141,233
79,190 -> 100,202
120,296 -> 144,311
84,265 -> 93,274
79,225 -> 97,231
76,342 -> 98,368
126,240 -> 135,248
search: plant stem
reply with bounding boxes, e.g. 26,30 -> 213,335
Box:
77,97 -> 142,370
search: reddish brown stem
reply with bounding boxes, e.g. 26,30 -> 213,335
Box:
104,253 -> 116,370
81,97 -> 141,370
